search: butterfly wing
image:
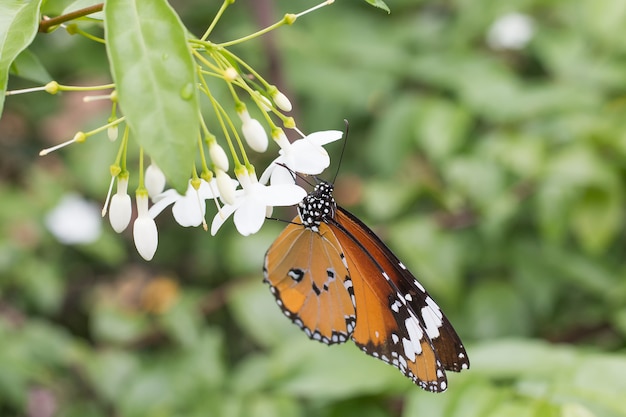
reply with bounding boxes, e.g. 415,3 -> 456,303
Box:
337,208 -> 469,372
332,208 -> 469,391
264,217 -> 357,344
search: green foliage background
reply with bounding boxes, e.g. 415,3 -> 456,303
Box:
2,0 -> 626,416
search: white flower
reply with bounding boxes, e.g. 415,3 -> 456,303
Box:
133,192 -> 158,261
109,176 -> 132,233
149,178 -> 225,227
211,168 -> 306,236
145,164 -> 166,199
239,110 -> 268,152
486,13 -> 534,50
45,193 -> 102,244
260,130 -> 343,185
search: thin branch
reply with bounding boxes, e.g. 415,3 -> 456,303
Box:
39,3 -> 104,33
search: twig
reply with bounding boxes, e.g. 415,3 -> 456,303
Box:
39,3 -> 104,33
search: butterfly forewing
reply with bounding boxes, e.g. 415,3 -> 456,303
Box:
264,218 -> 356,345
330,215 -> 448,392
336,208 -> 470,374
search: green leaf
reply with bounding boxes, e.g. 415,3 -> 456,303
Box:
570,185 -> 623,254
415,98 -> 472,162
9,48 -> 52,85
405,379 -> 503,417
104,0 -> 199,193
274,339 -> 406,398
0,0 -> 43,117
363,0 -> 390,13
91,304 -> 149,344
366,95 -> 421,176
83,349 -> 139,403
228,280 -> 303,348
468,339 -> 578,379
465,282 -> 533,339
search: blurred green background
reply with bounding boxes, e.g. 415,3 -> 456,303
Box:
2,0 -> 626,416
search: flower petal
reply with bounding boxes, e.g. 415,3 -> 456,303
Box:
233,199 -> 266,236
260,184 -> 307,206
197,178 -> 221,200
306,130 -> 343,146
148,189 -> 180,219
211,203 -> 237,236
259,157 -> 280,185
270,164 -> 297,185
172,193 -> 204,227
289,139 -> 330,174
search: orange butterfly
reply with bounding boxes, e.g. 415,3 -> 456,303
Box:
264,181 -> 469,392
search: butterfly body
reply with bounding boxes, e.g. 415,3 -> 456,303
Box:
264,181 -> 469,392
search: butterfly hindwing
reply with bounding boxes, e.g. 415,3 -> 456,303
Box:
264,218 -> 356,345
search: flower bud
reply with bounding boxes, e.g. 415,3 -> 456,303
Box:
272,89 -> 292,112
209,142 -> 229,172
109,177 -> 132,233
216,169 -> 237,205
224,67 -> 239,81
239,110 -> 268,152
107,125 -> 118,141
145,164 -> 166,199
44,81 -> 59,95
255,92 -> 273,111
133,193 -> 158,261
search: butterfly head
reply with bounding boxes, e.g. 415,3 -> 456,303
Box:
298,181 -> 336,232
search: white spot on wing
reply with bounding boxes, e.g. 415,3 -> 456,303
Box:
402,315 -> 424,361
425,296 -> 443,319
413,279 -> 426,293
421,297 -> 444,339
421,307 -> 442,339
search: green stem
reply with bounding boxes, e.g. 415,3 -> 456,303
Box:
217,16 -> 289,48
200,0 -> 231,41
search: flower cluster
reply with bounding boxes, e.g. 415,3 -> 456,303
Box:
104,129 -> 341,260
8,0 -> 341,260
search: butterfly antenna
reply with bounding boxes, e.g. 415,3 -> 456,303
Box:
332,119 -> 349,185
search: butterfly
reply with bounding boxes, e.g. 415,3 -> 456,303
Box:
264,180 -> 469,392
